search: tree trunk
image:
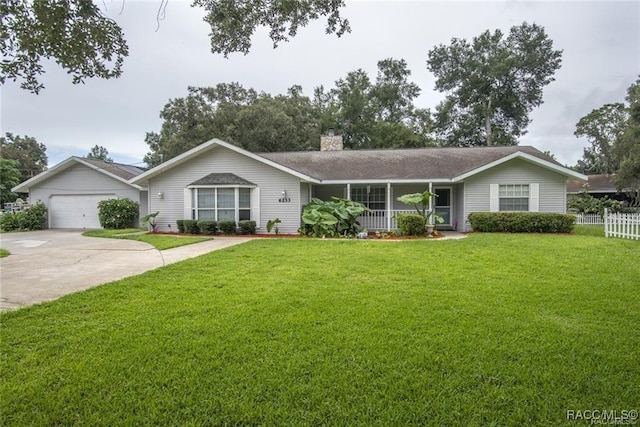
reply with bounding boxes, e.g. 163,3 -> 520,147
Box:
484,98 -> 493,146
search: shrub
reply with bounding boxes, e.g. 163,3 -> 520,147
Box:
197,220 -> 218,235
396,213 -> 426,236
218,220 -> 236,235
176,220 -> 185,233
238,220 -> 256,235
468,212 -> 575,233
0,203 -> 47,231
182,220 -> 200,234
567,189 -> 623,215
0,212 -> 20,231
97,199 -> 139,229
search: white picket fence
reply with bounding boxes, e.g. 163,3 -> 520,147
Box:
604,208 -> 640,240
574,213 -> 604,225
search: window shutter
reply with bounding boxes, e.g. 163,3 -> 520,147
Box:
250,187 -> 261,228
184,188 -> 192,219
529,183 -> 539,212
489,184 -> 499,212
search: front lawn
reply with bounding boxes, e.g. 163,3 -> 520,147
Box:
83,229 -> 211,250
573,224 -> 605,237
1,234 -> 638,425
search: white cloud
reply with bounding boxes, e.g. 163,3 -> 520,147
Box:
1,0 -> 638,167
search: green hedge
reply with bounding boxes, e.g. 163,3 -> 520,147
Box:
182,219 -> 200,234
0,203 -> 47,231
396,213 -> 426,236
238,220 -> 256,235
197,220 -> 218,235
177,219 -> 256,235
218,220 -> 237,235
468,212 -> 575,233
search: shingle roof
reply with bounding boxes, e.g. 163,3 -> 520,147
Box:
567,174 -> 618,193
189,173 -> 256,186
80,157 -> 147,180
258,145 -> 559,181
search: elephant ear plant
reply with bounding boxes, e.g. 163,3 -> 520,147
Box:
396,190 -> 444,233
301,197 -> 370,238
141,211 -> 160,232
266,218 -> 281,235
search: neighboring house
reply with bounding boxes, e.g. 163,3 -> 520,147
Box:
12,157 -> 148,229
130,137 -> 586,233
567,174 -> 637,204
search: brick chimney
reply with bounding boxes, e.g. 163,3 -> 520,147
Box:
320,128 -> 343,151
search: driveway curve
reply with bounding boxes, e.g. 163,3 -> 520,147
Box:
0,230 -> 251,311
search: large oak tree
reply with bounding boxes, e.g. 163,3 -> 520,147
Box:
574,77 -> 640,205
1,0 -> 348,93
427,22 -> 562,146
0,133 -> 48,182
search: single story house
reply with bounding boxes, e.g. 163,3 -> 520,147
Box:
12,157 -> 148,229
129,137 -> 586,233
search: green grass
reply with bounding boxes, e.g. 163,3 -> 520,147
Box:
1,234 -> 639,425
0,248 -> 9,258
82,229 -> 211,250
573,224 -> 605,237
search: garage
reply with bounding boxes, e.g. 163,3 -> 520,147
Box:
49,194 -> 116,229
12,157 -> 148,230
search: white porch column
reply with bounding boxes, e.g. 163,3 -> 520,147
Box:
346,183 -> 351,200
386,183 -> 392,231
428,182 -> 433,225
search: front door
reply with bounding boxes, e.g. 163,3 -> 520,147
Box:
434,188 -> 451,226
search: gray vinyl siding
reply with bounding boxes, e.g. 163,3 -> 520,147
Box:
299,183 -> 311,207
139,191 -> 149,219
28,163 -> 142,227
463,158 -> 568,230
148,146 -> 303,233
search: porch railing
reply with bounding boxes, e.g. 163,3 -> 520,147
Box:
357,210 -> 416,231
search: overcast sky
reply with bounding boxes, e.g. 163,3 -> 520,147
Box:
1,0 -> 638,168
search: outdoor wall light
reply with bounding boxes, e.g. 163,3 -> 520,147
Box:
157,191 -> 164,199
281,190 -> 287,197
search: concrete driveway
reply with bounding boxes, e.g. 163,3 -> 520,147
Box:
0,230 -> 251,311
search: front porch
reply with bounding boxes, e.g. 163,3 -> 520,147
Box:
357,209 -> 415,231
308,182 -> 463,232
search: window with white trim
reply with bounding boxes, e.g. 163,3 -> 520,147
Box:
351,186 -> 385,210
192,187 -> 252,221
499,184 -> 529,211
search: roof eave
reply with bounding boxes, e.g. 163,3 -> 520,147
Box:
12,157 -> 78,192
12,157 -> 144,192
453,152 -> 588,182
73,158 -> 145,190
319,178 -> 454,185
130,139 -> 321,185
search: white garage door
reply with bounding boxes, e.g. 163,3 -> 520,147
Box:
50,195 -> 115,229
